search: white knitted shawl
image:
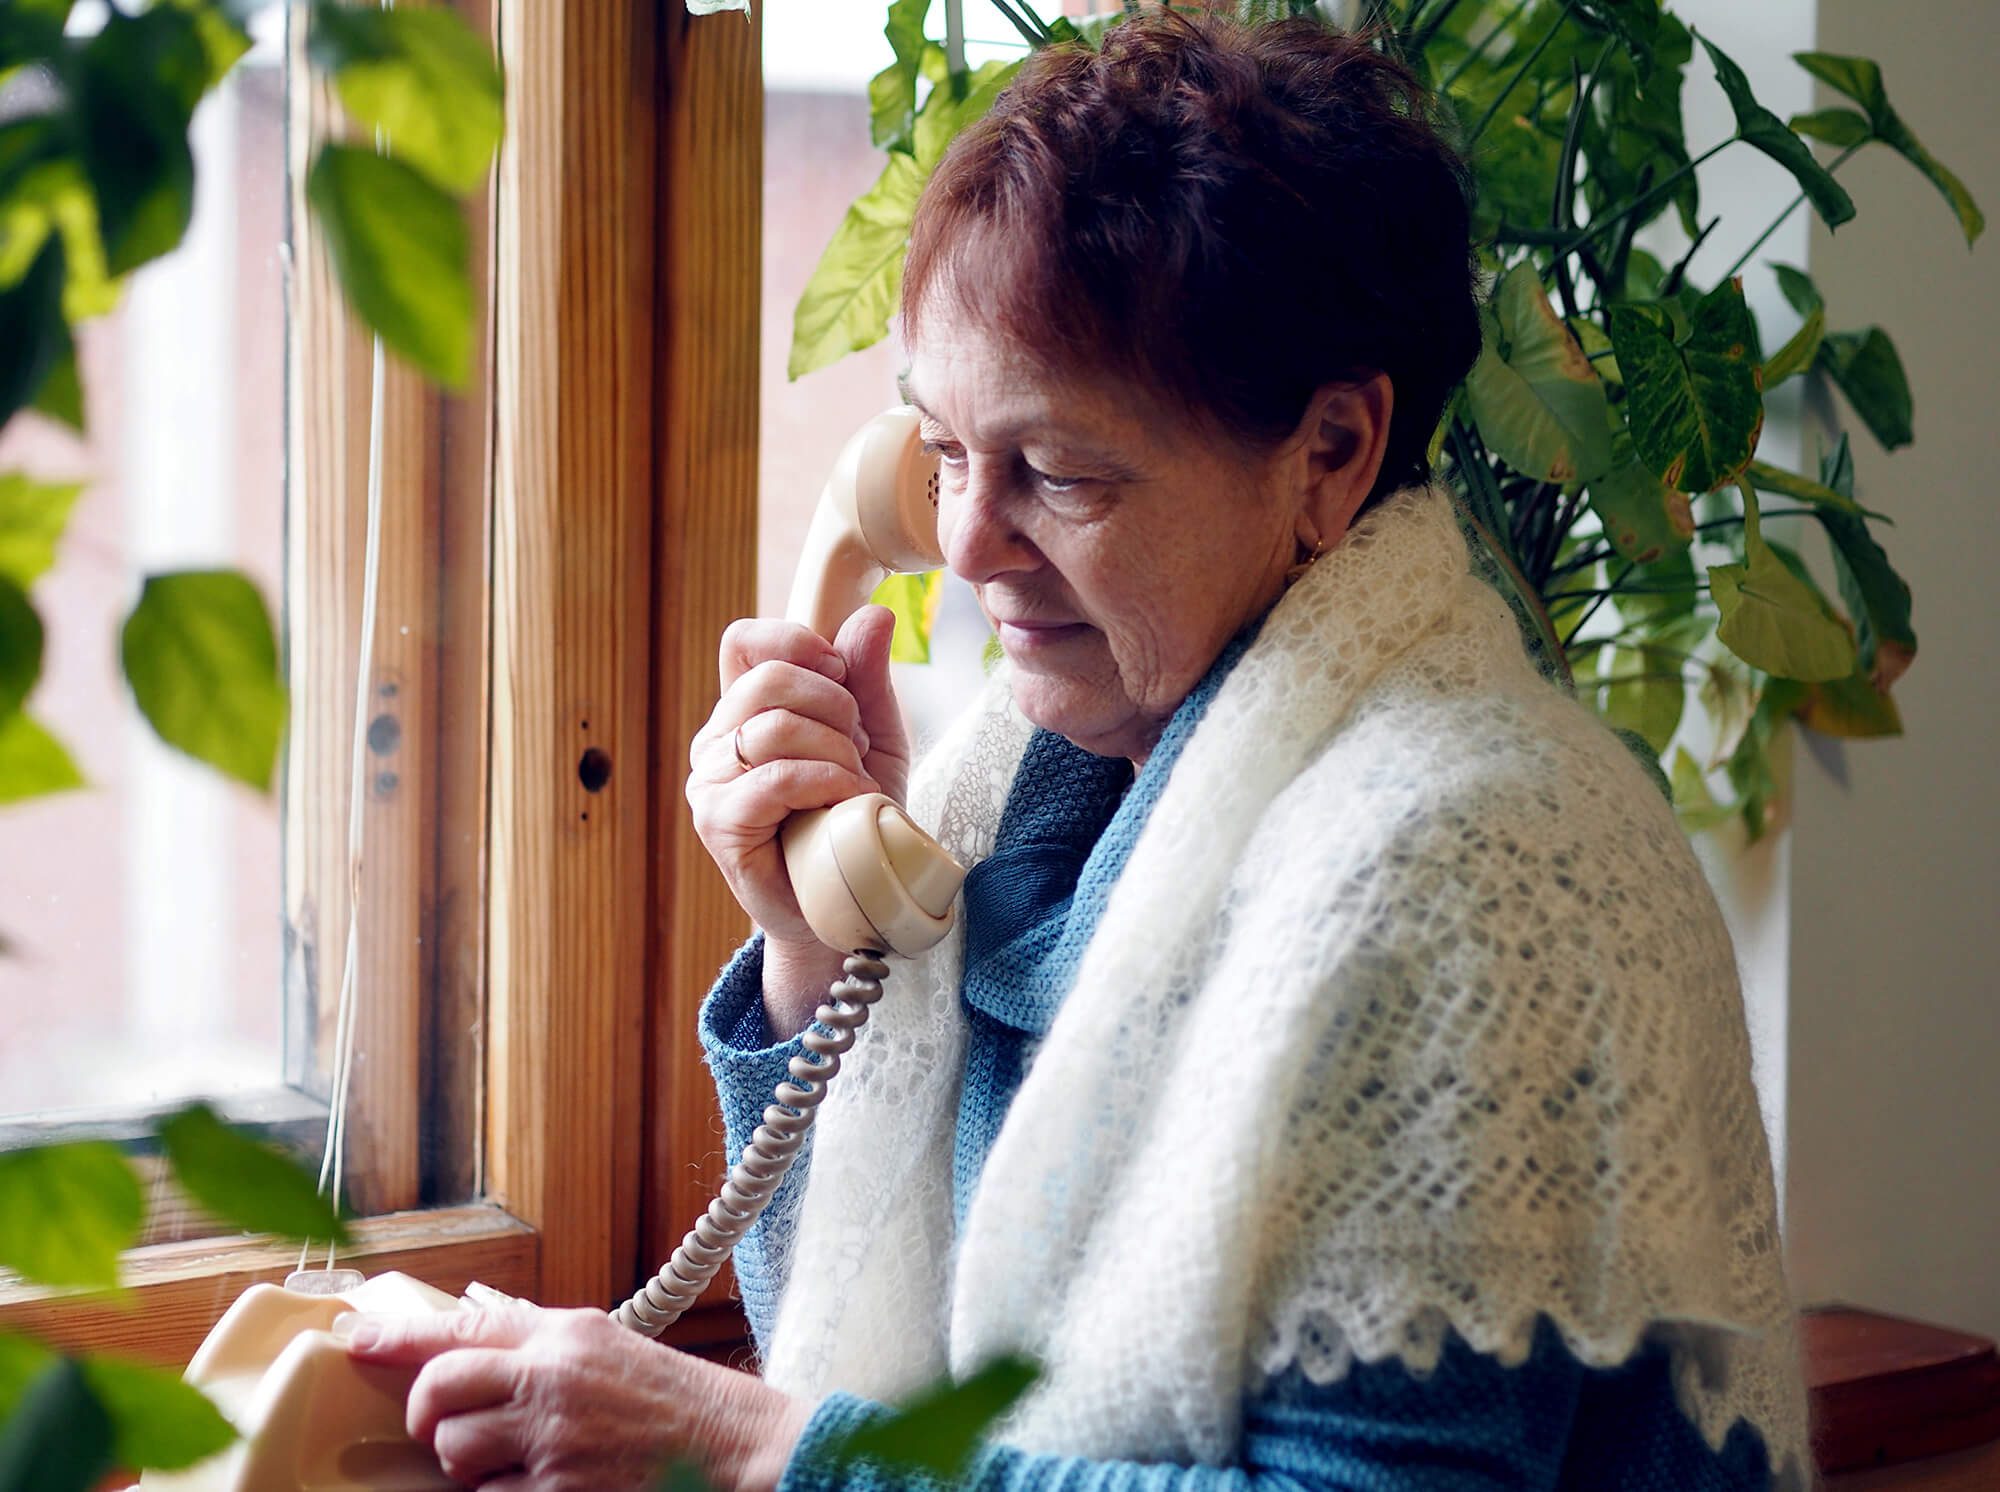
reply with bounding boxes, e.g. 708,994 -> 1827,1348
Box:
762,482 -> 1810,1490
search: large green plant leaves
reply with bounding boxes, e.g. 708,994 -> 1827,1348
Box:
307,144 -> 472,388
823,1355 -> 1039,1481
1708,482 -> 1855,682
1812,433 -> 1915,689
1608,276 -> 1762,495
157,1103 -> 348,1245
1464,265 -> 1612,485
1695,34 -> 1854,231
120,570 -> 285,791
0,1337 -> 235,1480
0,1357 -> 112,1492
0,1142 -> 141,1290
1793,50 -> 1985,245
0,240 -> 67,431
0,576 -> 39,722
1586,423 -> 1693,564
866,0 -> 933,153
0,473 -> 82,586
0,712 -> 83,805
790,58 -> 1021,379
308,2 -> 504,194
1817,328 -> 1912,449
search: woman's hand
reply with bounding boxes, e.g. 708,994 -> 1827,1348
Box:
687,606 -> 911,1007
342,1301 -> 812,1492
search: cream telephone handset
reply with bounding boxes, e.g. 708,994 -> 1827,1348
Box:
142,409 -> 964,1490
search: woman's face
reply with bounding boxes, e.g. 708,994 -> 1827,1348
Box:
902,318 -> 1307,765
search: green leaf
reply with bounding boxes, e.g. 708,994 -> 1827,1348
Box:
1463,265 -> 1613,485
0,1358 -> 113,1492
872,569 -> 944,665
1787,106 -> 1871,148
1740,459 -> 1861,515
1611,547 -> 1700,628
1669,747 -> 1732,833
1697,33 -> 1855,231
0,472 -> 84,586
1816,327 -> 1912,449
0,239 -> 67,431
865,0 -> 933,154
307,144 -> 472,387
1602,643 -> 1685,754
78,1356 -> 236,1472
0,1142 -> 141,1290
788,150 -> 926,380
1761,299 -> 1822,386
156,1103 -> 348,1245
161,0 -> 253,89
0,712 -> 84,805
824,1355 -> 1040,1480
120,570 -> 286,791
70,8 -> 206,275
1812,433 -> 1915,689
1586,424 -> 1694,565
1726,676 -> 1802,840
28,334 -> 82,433
1708,485 -> 1856,683
308,3 -> 504,194
0,573 -> 39,721
1794,50 -> 1985,245
1608,277 -> 1763,494
1798,667 -> 1901,739
912,57 -> 1021,167
1772,262 -> 1821,317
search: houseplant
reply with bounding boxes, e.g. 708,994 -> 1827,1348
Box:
792,0 -> 1981,841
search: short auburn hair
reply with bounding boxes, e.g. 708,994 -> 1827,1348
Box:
902,11 -> 1481,505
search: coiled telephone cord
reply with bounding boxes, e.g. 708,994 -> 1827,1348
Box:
613,951 -> 889,1337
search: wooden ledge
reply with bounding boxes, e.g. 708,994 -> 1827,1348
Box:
1804,1303 -> 2000,1476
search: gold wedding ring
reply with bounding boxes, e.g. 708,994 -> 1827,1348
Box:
731,724 -> 753,775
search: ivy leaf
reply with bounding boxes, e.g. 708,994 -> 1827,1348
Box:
0,1142 -> 141,1290
0,712 -> 84,805
307,3 -> 504,194
1709,487 -> 1856,683
1464,265 -> 1613,486
78,1356 -> 236,1472
307,143 -> 472,387
156,1103 -> 348,1245
1816,327 -> 1912,449
0,1357 -> 113,1492
1794,50 -> 1985,245
872,570 -> 945,664
69,7 -> 206,276
1788,106 -> 1871,148
788,151 -> 926,380
1608,277 -> 1763,495
120,570 -> 286,791
0,576 -> 40,721
824,1355 -> 1040,1481
1697,33 -> 1855,231
865,0 -> 933,154
0,472 -> 84,586
1813,433 -> 1915,690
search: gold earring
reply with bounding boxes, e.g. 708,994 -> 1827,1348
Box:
1284,533 -> 1325,588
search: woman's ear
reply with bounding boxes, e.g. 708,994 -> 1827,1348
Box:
1290,372 -> 1394,547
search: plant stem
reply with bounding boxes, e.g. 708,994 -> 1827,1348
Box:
1561,558 -> 1635,647
1466,0 -> 1575,148
1719,141 -> 1865,283
1407,0 -> 1471,58
1440,0 -> 1531,93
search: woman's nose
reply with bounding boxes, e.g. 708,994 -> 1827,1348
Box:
941,467 -> 1036,587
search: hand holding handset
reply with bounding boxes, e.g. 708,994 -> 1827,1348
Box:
143,410 -> 964,1488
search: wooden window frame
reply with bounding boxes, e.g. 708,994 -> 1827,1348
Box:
0,0 -> 762,1364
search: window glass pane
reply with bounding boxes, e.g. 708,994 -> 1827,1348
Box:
0,17 -> 287,1119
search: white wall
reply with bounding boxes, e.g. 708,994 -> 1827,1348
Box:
1784,0 -> 2000,1342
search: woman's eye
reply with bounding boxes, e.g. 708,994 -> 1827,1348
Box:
921,439 -> 966,466
1030,467 -> 1083,495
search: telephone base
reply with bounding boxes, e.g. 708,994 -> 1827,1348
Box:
140,1270 -> 473,1492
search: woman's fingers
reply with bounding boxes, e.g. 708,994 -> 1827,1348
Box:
699,660 -> 866,760
702,709 -> 866,783
718,617 -> 844,694
698,760 -> 881,842
427,1405 -> 525,1486
406,1348 -> 527,1444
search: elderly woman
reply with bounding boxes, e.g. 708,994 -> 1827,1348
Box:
346,13 -> 1808,1491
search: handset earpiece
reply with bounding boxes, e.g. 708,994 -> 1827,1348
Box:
779,407 -> 963,960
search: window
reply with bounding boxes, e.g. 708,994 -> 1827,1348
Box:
1,0 -> 770,1366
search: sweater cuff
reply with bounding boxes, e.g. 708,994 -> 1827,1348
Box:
698,933 -> 796,1064
779,1393 -> 933,1492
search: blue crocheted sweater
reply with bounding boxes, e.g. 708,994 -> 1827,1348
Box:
699,643 -> 1776,1492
